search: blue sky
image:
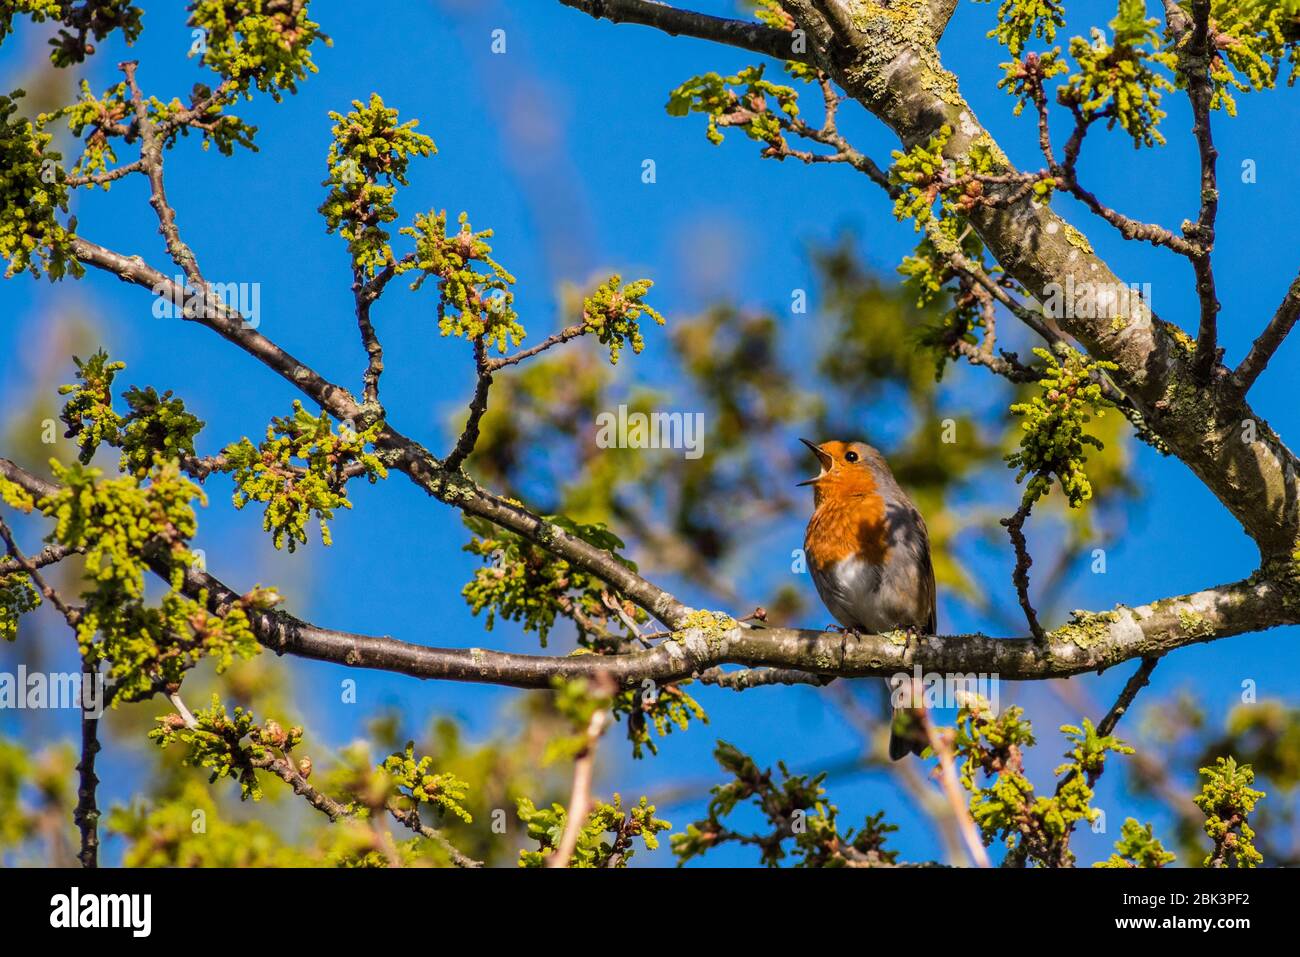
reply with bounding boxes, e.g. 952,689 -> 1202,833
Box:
2,0 -> 1298,866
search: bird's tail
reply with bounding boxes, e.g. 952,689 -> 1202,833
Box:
888,707 -> 927,761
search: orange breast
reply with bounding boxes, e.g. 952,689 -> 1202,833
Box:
805,488 -> 890,569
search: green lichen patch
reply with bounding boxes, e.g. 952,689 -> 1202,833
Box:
1061,222 -> 1093,253
675,609 -> 739,646
1051,608 -> 1121,648
1177,609 -> 1215,639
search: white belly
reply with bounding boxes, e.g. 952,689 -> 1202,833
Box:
810,554 -> 923,633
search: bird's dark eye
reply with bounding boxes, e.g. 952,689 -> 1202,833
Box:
845,450 -> 859,463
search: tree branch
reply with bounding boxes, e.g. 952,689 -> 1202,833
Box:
1180,0 -> 1222,382
70,236 -> 364,423
4,447 -> 1289,692
67,234 -> 691,627
444,338 -> 493,473
74,711 -> 101,869
385,804 -> 483,868
0,542 -> 78,577
1000,488 -> 1047,644
548,688 -> 612,867
1231,268 -> 1300,395
698,666 -> 833,689
918,708 -> 990,868
557,0 -> 813,64
353,269 -> 386,407
1096,655 -> 1160,738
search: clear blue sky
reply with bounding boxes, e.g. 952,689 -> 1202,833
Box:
2,0 -> 1297,866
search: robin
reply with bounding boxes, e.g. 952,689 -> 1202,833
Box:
800,438 -> 936,760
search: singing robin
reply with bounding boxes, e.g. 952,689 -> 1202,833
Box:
800,438 -> 936,760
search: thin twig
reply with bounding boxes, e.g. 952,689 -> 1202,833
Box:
1052,656 -> 1161,800
444,338 -> 493,472
1096,655 -> 1161,738
1000,487 -> 1047,644
0,516 -> 80,626
168,691 -> 199,729
548,698 -> 612,868
918,707 -> 991,868
74,709 -> 101,868
120,61 -> 205,285
0,516 -> 98,865
1231,269 -> 1300,395
486,323 -> 587,370
386,803 -> 484,868
1182,0 -> 1221,382
0,542 -> 77,577
353,266 -> 387,406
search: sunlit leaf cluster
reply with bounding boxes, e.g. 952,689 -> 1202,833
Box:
221,401 -> 387,551
671,740 -> 899,867
319,93 -> 435,275
0,0 -> 142,68
0,92 -> 81,280
188,0 -> 329,101
460,513 -> 642,647
1194,756 -> 1265,867
953,701 -> 1135,867
404,210 -> 522,352
1005,344 -> 1117,507
381,742 -> 473,824
517,793 -> 669,868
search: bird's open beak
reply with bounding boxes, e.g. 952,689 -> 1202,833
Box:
797,438 -> 833,486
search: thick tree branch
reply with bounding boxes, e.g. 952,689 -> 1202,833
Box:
698,666 -> 833,689
160,561 -> 1300,689
4,452 -> 1290,691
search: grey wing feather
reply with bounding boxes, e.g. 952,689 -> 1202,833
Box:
915,509 -> 937,634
